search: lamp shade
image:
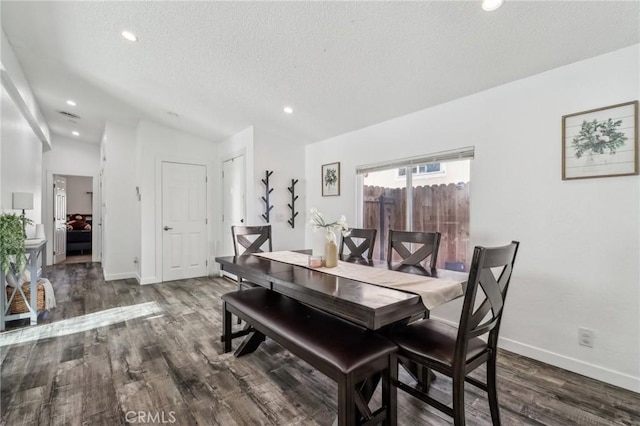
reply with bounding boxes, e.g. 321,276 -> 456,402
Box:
12,192 -> 34,210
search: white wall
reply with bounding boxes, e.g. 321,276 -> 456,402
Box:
1,29 -> 48,231
253,127 -> 306,251
101,122 -> 138,280
42,136 -> 101,264
1,29 -> 50,150
64,175 -> 93,215
136,121 -> 218,284
0,84 -> 42,229
305,45 -> 640,392
43,137 -> 100,176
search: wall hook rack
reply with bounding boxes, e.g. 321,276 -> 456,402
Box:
287,179 -> 299,228
261,170 -> 274,223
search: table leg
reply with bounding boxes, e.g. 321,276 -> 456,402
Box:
29,252 -> 37,325
0,269 -> 5,331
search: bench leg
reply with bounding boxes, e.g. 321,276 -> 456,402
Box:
385,355 -> 398,426
236,277 -> 243,324
223,301 -> 232,353
338,375 -> 356,426
220,323 -> 254,342
234,330 -> 266,357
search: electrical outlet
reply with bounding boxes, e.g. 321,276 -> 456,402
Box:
578,327 -> 594,348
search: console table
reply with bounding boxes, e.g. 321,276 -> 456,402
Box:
0,240 -> 47,331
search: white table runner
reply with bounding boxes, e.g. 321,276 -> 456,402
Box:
253,251 -> 464,310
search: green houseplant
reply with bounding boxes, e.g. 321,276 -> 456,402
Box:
0,212 -> 30,275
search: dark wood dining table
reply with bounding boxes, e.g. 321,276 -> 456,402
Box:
215,252 -> 469,416
215,252 -> 467,335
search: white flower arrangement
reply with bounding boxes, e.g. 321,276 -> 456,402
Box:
308,208 -> 350,242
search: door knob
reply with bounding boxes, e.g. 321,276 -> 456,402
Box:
163,226 -> 173,231
240,219 -> 244,223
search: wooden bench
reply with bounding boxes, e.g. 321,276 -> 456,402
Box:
222,287 -> 398,426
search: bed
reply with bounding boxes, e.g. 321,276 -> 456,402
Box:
66,214 -> 92,255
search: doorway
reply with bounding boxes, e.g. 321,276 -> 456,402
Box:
222,155 -> 246,256
53,175 -> 95,265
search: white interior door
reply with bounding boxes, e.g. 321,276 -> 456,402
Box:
53,175 -> 67,264
162,162 -> 207,281
222,155 -> 246,256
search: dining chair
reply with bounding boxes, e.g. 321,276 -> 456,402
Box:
387,230 -> 441,270
231,225 -> 272,291
228,225 -> 273,328
339,228 -> 377,260
389,241 -> 520,426
232,225 -> 272,257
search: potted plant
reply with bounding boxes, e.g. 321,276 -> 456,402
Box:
0,212 -> 30,275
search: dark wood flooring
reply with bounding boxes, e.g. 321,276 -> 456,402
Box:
1,262 -> 638,425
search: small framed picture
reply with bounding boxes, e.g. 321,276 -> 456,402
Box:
562,101 -> 638,180
321,162 -> 340,196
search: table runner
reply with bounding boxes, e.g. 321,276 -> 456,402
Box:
253,251 -> 463,310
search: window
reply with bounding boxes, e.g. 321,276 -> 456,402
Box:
358,148 -> 473,271
398,162 -> 443,177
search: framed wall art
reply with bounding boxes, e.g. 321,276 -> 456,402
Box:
562,101 -> 638,180
321,162 -> 340,196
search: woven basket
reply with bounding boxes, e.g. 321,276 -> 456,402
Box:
5,281 -> 45,314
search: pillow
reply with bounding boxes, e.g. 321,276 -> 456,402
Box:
68,220 -> 91,230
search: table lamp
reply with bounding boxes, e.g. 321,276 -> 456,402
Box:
12,192 -> 33,238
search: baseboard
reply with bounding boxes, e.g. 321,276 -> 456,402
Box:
103,272 -> 136,281
139,276 -> 160,285
431,315 -> 639,393
498,337 -> 639,393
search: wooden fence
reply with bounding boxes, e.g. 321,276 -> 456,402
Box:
363,182 -> 470,271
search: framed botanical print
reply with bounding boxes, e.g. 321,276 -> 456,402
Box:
562,101 -> 638,180
321,162 -> 340,196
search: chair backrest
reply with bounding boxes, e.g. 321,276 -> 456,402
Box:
339,228 -> 377,260
387,230 -> 441,269
231,225 -> 272,256
456,241 -> 519,360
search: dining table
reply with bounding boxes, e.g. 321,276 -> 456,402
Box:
216,250 -> 467,346
215,250 -> 468,418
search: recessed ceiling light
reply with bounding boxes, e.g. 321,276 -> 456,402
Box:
121,30 -> 138,42
283,106 -> 293,114
66,100 -> 76,106
72,131 -> 79,136
482,0 -> 504,11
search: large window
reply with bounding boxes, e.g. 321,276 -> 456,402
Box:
358,148 -> 472,271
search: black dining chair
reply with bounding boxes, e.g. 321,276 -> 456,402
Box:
339,228 -> 377,260
224,225 -> 273,337
232,225 -> 272,257
389,241 -> 520,426
231,225 -> 272,292
387,230 -> 441,270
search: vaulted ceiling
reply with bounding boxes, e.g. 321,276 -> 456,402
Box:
2,1 -> 638,145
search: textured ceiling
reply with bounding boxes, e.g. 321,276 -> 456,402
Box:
2,1 -> 639,145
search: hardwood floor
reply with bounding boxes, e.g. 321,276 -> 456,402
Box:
59,254 -> 92,265
1,262 -> 638,425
